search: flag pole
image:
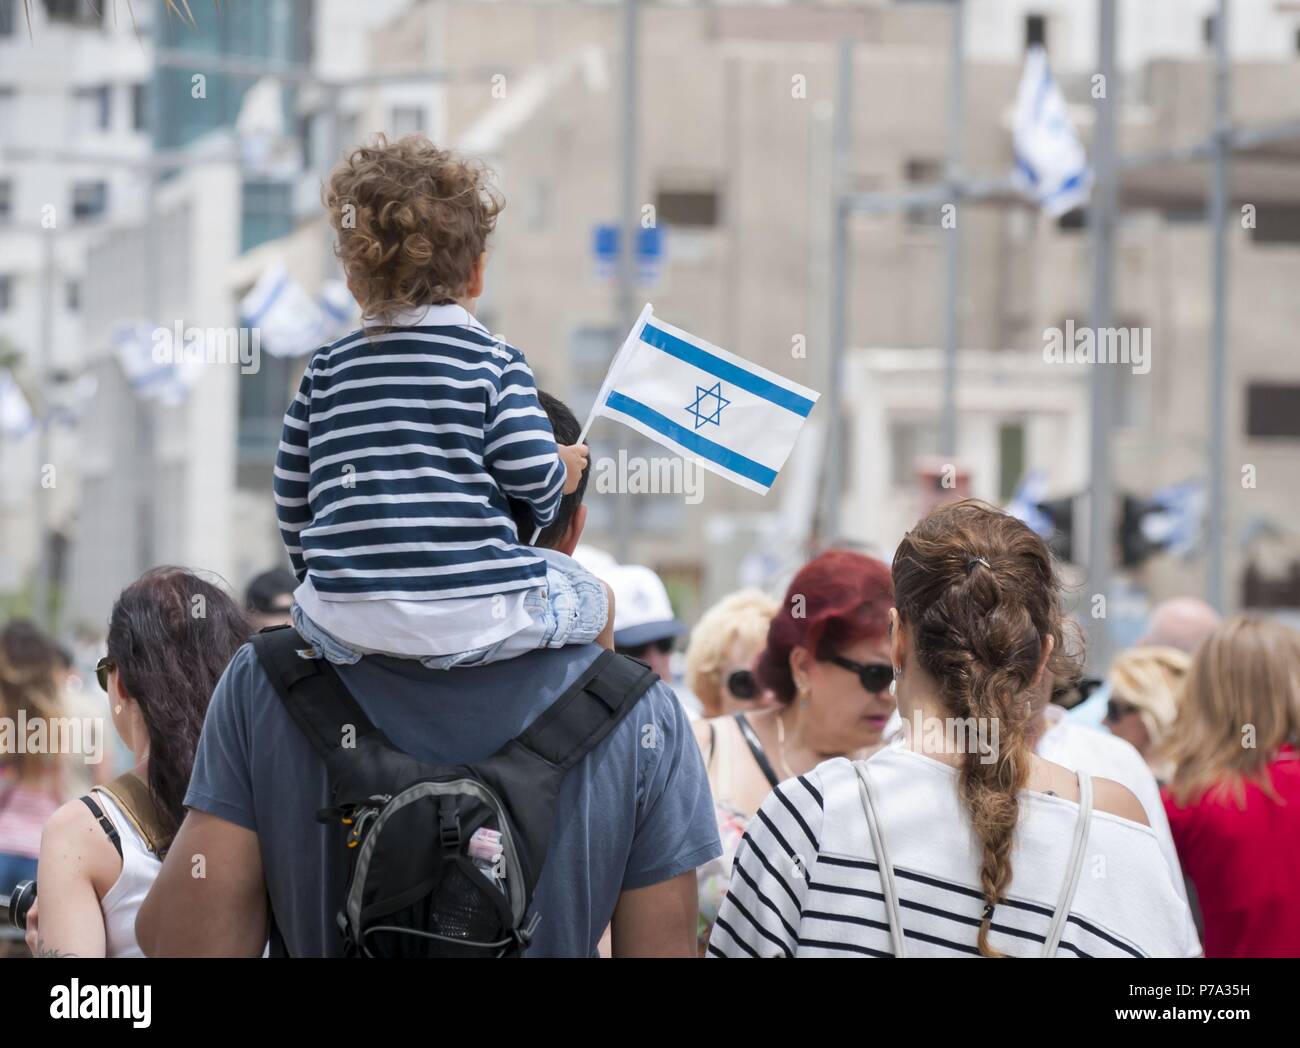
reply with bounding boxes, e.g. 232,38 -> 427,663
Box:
529,303 -> 654,544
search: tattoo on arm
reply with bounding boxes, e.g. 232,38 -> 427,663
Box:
36,938 -> 78,958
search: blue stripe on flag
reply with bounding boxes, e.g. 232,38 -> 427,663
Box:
639,323 -> 814,417
604,391 -> 778,489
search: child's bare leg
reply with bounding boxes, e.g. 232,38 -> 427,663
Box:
596,581 -> 615,651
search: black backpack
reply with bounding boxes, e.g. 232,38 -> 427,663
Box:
251,626 -> 657,958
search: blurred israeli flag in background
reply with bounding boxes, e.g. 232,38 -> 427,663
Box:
240,263 -> 354,358
1005,468 -> 1052,537
592,305 -> 820,495
1012,45 -> 1092,216
1142,481 -> 1206,560
0,372 -> 34,439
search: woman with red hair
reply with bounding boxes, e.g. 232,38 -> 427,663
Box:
691,549 -> 896,952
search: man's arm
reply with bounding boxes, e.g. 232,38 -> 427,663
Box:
610,870 -> 698,957
136,810 -> 268,957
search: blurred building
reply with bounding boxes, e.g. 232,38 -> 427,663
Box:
348,0 -> 1300,626
66,0 -> 317,624
0,0 -> 154,603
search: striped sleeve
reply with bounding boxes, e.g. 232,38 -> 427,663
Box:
273,359 -> 314,581
482,346 -> 564,529
708,772 -> 825,958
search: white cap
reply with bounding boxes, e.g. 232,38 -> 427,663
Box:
571,544 -> 620,577
600,564 -> 687,648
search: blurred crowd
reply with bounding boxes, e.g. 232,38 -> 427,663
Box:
3,491 -> 1298,958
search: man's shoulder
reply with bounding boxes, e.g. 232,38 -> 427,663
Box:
207,639 -> 279,721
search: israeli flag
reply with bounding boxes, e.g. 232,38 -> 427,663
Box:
1005,468 -> 1052,537
1012,45 -> 1092,217
240,264 -> 354,359
1142,481 -> 1206,560
0,372 -> 34,439
591,305 -> 819,495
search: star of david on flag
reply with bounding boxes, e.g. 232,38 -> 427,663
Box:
687,382 -> 730,429
582,304 -> 820,495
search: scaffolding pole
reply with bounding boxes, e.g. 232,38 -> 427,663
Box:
1207,0 -> 1231,612
1085,0 -> 1119,671
939,0 -> 965,459
612,0 -> 639,563
822,38 -> 854,544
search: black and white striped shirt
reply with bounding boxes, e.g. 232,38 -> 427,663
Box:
709,748 -> 1201,959
274,304 -> 565,601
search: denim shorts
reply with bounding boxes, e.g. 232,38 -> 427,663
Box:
292,550 -> 608,670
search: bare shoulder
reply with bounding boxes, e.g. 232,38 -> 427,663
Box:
43,795 -> 101,843
1091,776 -> 1150,827
41,796 -> 123,894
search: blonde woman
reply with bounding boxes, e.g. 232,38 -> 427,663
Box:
1162,617 -> 1300,957
0,622 -> 66,896
1105,646 -> 1190,781
685,589 -> 780,718
711,501 -> 1199,958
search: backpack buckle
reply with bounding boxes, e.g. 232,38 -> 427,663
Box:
438,799 -> 461,851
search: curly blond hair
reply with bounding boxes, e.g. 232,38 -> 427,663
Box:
324,134 -> 504,322
685,589 -> 780,717
1108,645 -> 1190,778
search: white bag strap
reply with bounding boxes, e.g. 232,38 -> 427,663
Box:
1041,769 -> 1093,957
855,761 -> 907,958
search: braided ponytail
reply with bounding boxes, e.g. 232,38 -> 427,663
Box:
892,499 -> 1079,957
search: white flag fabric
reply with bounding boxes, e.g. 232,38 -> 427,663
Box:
1012,45 -> 1092,217
1005,468 -> 1052,537
112,322 -> 204,406
592,306 -> 819,495
1141,481 -> 1206,560
241,264 -> 355,359
0,372 -> 34,439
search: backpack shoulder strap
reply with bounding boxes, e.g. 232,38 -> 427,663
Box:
1042,769 -> 1093,957
512,650 -> 658,770
93,772 -> 171,859
855,760 -> 907,957
250,625 -> 386,758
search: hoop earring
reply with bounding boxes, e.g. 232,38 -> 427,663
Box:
889,665 -> 902,698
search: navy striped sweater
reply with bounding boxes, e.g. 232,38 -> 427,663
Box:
273,306 -> 565,601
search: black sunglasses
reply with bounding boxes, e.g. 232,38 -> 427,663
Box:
825,655 -> 894,694
95,656 -> 114,694
624,637 -> 675,659
724,669 -> 760,700
1106,698 -> 1139,723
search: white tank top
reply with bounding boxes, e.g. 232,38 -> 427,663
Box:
93,790 -> 163,959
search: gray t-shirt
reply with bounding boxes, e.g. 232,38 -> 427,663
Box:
185,641 -> 721,957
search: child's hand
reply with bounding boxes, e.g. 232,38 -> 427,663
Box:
559,443 -> 590,495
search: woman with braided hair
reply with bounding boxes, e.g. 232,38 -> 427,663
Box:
710,499 -> 1200,958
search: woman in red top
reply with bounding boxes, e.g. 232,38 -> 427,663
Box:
1162,616 -> 1300,957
